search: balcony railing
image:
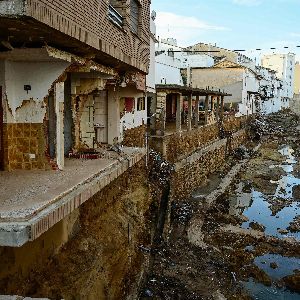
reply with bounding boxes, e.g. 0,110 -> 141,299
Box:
108,5 -> 123,28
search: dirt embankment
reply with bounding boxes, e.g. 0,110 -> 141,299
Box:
0,161 -> 156,300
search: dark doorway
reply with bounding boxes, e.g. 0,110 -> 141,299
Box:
47,94 -> 56,159
64,76 -> 73,156
0,86 -> 4,171
166,94 -> 176,122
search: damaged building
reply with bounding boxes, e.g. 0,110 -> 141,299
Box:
0,1 -> 154,298
0,0 -> 150,172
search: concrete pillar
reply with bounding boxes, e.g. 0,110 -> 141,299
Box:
54,82 -> 65,170
187,93 -> 193,131
211,95 -> 214,111
205,95 -> 209,125
220,96 -> 225,121
216,96 -> 220,121
176,93 -> 182,133
195,95 -> 200,128
156,91 -> 167,136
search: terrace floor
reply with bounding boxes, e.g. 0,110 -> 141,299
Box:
0,147 -> 145,246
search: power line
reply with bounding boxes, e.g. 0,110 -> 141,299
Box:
158,46 -> 300,54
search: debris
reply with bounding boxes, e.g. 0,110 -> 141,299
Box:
249,222 -> 266,232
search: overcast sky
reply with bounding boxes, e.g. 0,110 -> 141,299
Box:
151,0 -> 300,61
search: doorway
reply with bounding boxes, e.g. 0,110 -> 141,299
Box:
94,91 -> 108,145
47,94 -> 57,159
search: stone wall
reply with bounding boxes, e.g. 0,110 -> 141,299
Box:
291,94 -> 300,115
223,115 -> 247,132
170,129 -> 247,201
166,123 -> 219,163
2,123 -> 50,171
150,116 -> 247,164
0,160 -> 154,300
122,124 -> 146,148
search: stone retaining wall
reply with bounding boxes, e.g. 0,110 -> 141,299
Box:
122,125 -> 146,148
150,116 -> 247,164
170,129 -> 247,201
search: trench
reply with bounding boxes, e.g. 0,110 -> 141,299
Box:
140,112 -> 300,299
153,183 -> 171,245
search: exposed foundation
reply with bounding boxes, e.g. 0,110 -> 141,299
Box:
0,160 -> 154,299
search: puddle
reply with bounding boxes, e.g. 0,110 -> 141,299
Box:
229,145 -> 300,297
229,145 -> 300,239
243,278 -> 300,300
240,191 -> 300,239
254,254 -> 300,280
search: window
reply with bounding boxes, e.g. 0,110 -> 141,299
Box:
130,0 -> 139,34
137,97 -> 145,111
108,1 -> 124,27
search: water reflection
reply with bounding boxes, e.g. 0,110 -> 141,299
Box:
230,145 -> 300,298
243,278 -> 300,300
229,145 -> 300,239
254,254 -> 300,280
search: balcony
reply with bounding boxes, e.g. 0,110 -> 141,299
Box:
108,5 -> 124,28
0,147 -> 145,247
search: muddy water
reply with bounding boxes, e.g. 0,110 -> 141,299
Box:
228,145 -> 300,299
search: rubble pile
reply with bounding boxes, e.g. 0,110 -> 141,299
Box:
148,150 -> 174,188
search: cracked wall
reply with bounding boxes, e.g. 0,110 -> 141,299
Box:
0,59 -> 70,171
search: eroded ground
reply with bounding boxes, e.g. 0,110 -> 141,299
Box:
140,111 -> 300,299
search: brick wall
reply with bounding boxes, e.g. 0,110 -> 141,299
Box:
23,0 -> 151,73
3,123 -> 50,171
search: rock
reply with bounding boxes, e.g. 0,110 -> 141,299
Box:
249,222 -> 266,232
292,185 -> 300,199
287,216 -> 300,233
270,262 -> 278,269
283,272 -> 300,293
237,214 -> 249,223
278,229 -> 289,235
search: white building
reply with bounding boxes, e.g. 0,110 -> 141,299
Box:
261,53 -> 296,105
255,66 -> 284,114
155,38 -> 214,85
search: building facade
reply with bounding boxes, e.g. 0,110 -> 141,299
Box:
261,53 -> 296,100
0,0 -> 151,171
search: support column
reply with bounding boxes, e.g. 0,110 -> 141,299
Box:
54,82 -> 65,170
156,92 -> 167,136
205,95 -> 209,125
176,93 -> 182,133
220,96 -> 225,121
187,93 -> 193,131
195,95 -> 200,128
216,96 -> 220,122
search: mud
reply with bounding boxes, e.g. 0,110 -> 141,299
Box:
140,111 -> 300,299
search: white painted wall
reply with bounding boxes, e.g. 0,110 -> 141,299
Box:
181,54 -> 214,68
4,60 -> 69,122
119,87 -> 146,140
107,86 -> 146,144
146,17 -> 156,93
155,54 -> 183,85
262,53 -> 295,99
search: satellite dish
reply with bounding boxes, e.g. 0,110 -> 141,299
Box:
151,10 -> 157,21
